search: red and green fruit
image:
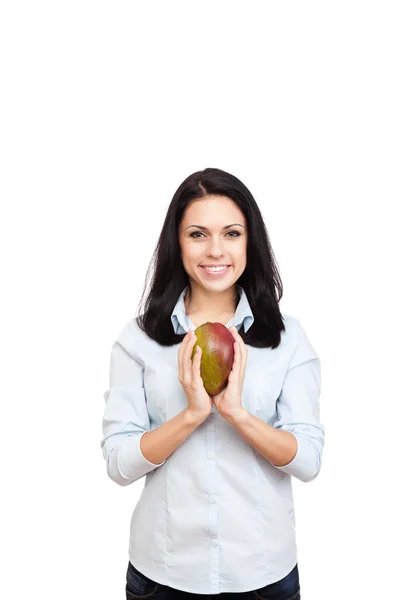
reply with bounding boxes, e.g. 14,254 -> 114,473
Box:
191,322 -> 235,395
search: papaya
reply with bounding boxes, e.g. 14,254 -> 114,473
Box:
190,322 -> 235,395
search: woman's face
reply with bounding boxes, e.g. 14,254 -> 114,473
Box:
178,195 -> 247,293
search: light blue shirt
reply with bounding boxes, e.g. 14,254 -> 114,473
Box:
100,284 -> 325,594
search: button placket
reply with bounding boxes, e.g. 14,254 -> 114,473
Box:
205,405 -> 219,586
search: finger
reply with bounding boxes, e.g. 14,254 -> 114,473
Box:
227,343 -> 239,385
239,337 -> 247,381
231,327 -> 246,380
178,329 -> 193,381
192,344 -> 202,380
233,339 -> 240,363
228,327 -> 237,364
230,328 -> 240,357
186,330 -> 198,375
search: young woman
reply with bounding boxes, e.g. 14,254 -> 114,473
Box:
100,167 -> 324,599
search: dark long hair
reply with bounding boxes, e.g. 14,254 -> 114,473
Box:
136,168 -> 286,349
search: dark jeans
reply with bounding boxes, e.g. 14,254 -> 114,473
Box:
125,560 -> 300,599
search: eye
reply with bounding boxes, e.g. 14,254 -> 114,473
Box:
189,230 -> 242,239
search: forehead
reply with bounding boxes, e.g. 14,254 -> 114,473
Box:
181,195 -> 243,223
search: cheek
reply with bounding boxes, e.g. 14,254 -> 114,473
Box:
183,245 -> 202,262
180,240 -> 193,258
233,241 -> 247,261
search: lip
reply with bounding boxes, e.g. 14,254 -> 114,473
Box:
199,265 -> 231,277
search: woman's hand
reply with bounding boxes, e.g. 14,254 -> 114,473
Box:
178,329 -> 213,423
212,326 -> 248,422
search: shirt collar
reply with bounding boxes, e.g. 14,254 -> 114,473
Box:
171,284 -> 254,335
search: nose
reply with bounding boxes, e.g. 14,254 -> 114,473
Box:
206,235 -> 227,258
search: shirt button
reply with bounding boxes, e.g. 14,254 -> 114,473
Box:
211,538 -> 218,547
207,452 -> 215,459
209,497 -> 216,504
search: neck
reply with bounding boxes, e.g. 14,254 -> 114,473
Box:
184,283 -> 240,316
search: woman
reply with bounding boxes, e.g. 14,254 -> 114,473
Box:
100,167 -> 325,599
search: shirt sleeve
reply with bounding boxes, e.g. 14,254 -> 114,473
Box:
99,320 -> 166,486
272,319 -> 325,483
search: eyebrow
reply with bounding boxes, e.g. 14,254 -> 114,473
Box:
184,223 -> 245,231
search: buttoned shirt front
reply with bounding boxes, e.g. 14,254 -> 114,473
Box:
100,284 -> 325,594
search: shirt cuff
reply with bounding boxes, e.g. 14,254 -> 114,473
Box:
117,432 -> 166,483
272,432 -> 321,483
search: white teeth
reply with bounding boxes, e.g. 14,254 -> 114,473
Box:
204,266 -> 228,271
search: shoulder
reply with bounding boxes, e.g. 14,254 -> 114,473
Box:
109,316 -> 143,360
281,312 -> 319,366
112,316 -> 160,363
281,312 -> 302,340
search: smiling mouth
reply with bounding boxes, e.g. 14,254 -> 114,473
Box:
199,265 -> 231,275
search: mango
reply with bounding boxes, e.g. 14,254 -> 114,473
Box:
190,322 -> 235,395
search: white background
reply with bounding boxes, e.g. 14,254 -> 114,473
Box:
1,1 -> 399,598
